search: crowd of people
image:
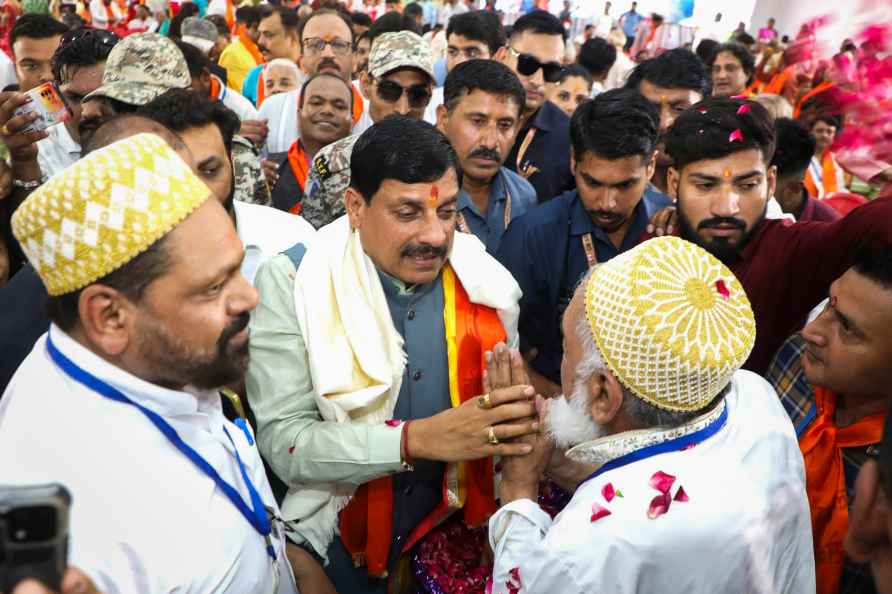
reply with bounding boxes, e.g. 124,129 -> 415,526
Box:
0,1 -> 891,594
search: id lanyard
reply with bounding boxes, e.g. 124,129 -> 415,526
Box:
457,187 -> 512,235
46,334 -> 277,562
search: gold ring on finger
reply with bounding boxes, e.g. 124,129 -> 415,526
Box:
487,426 -> 499,445
477,393 -> 492,409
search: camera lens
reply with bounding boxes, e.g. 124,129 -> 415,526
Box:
8,505 -> 57,542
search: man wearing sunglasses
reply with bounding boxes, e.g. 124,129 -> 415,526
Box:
260,9 -> 365,154
298,31 -> 435,229
495,10 -> 574,204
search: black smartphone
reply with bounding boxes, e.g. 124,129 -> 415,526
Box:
0,484 -> 71,592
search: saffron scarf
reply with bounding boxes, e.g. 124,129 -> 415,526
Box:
286,140 -> 309,214
804,151 -> 844,198
338,264 -> 504,578
237,24 -> 264,66
799,386 -> 884,594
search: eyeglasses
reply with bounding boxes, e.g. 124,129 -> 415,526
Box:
374,78 -> 432,108
303,37 -> 352,56
508,47 -> 563,83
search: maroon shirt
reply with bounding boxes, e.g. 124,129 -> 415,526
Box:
639,195 -> 892,374
799,196 -> 842,222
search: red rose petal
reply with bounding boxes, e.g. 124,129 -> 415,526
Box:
602,482 -> 616,502
509,567 -> 521,585
591,501 -> 612,522
729,128 -> 744,143
288,446 -> 295,454
385,419 -> 401,427
674,486 -> 690,502
697,107 -> 707,114
715,279 -> 730,300
485,577 -> 493,594
647,492 -> 672,519
649,471 -> 676,494
737,104 -> 751,115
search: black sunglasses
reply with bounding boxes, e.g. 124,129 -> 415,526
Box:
509,47 -> 563,83
374,78 -> 432,109
60,27 -> 120,49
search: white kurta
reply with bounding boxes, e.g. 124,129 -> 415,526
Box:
0,328 -> 299,594
489,370 -> 816,594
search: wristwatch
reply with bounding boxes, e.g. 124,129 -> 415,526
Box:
12,176 -> 46,190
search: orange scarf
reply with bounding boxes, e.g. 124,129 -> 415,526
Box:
209,75 -> 222,100
237,25 -> 264,66
799,386 -> 885,594
256,69 -> 266,106
339,266 -> 503,579
286,140 -> 309,214
225,0 -> 234,31
762,65 -> 793,95
350,84 -> 364,126
804,151 -> 841,198
794,81 -> 835,119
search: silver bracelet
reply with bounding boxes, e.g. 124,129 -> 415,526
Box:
12,177 -> 45,190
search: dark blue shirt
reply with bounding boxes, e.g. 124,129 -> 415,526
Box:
505,100 -> 575,204
497,186 -> 673,384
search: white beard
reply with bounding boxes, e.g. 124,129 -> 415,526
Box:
546,380 -> 604,449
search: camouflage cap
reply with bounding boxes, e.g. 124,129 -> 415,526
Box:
85,33 -> 191,107
181,17 -> 218,55
301,134 -> 359,229
368,31 -> 434,81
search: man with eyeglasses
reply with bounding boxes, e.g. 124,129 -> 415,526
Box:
496,10 -> 575,203
260,8 -> 365,153
298,31 -> 435,229
423,10 -> 505,124
241,5 -> 302,108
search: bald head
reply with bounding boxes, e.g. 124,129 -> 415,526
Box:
85,115 -> 193,167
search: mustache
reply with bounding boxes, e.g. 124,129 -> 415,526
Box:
318,57 -> 339,70
218,311 -> 250,351
468,147 -> 501,162
698,216 -> 746,231
401,243 -> 448,259
589,210 -> 622,220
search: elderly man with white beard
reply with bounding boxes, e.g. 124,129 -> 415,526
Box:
486,236 -> 817,594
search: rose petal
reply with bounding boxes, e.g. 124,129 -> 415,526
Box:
649,471 -> 676,494
737,104 -> 751,115
485,577 -> 493,594
288,446 -> 295,454
715,279 -> 730,300
674,486 -> 690,502
602,482 -> 616,502
591,501 -> 612,522
507,584 -> 520,594
729,128 -> 744,143
509,567 -> 521,585
730,94 -> 748,100
385,419 -> 401,427
647,492 -> 672,519
697,107 -> 708,114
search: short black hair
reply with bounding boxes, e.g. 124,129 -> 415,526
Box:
297,71 -> 353,109
570,88 -> 659,161
695,38 -> 719,64
350,116 -> 462,202
10,14 -> 68,52
625,48 -> 710,97
236,5 -> 262,27
577,37 -> 616,79
354,29 -> 372,50
351,11 -> 372,29
447,10 -> 506,55
138,88 -> 240,154
403,2 -> 423,21
51,28 -> 119,84
554,63 -> 592,87
169,2 -> 200,39
176,40 -> 213,79
733,31 -> 755,47
299,8 -> 354,43
707,42 -> 756,78
771,118 -> 815,179
510,10 -> 566,43
369,10 -> 421,40
45,237 -> 170,331
206,15 -> 230,37
443,59 -> 524,115
258,4 -> 300,33
811,113 -> 843,131
853,239 -> 892,292
665,97 -> 776,172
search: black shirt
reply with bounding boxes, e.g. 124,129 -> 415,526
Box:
505,100 -> 575,203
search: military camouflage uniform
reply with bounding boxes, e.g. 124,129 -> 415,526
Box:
301,135 -> 358,229
85,33 -> 191,106
299,32 -> 434,229
232,136 -> 271,206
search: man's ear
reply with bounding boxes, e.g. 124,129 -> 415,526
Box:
588,369 -> 624,428
766,164 -> 778,201
435,104 -> 448,133
645,151 -> 657,180
570,146 -> 577,176
77,285 -> 134,358
494,45 -> 508,63
344,186 -> 367,230
360,71 -> 372,100
667,166 -> 680,200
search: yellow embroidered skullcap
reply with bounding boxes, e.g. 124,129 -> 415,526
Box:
585,236 -> 756,412
12,133 -> 211,296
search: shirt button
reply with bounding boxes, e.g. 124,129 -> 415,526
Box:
412,370 -> 422,381
407,309 -> 416,320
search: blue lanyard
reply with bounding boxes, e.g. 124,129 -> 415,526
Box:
46,334 -> 276,561
577,403 -> 729,490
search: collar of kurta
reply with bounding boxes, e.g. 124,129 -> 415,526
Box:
566,397 -> 727,468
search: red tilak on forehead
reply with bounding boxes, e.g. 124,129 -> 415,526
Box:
428,185 -> 439,206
